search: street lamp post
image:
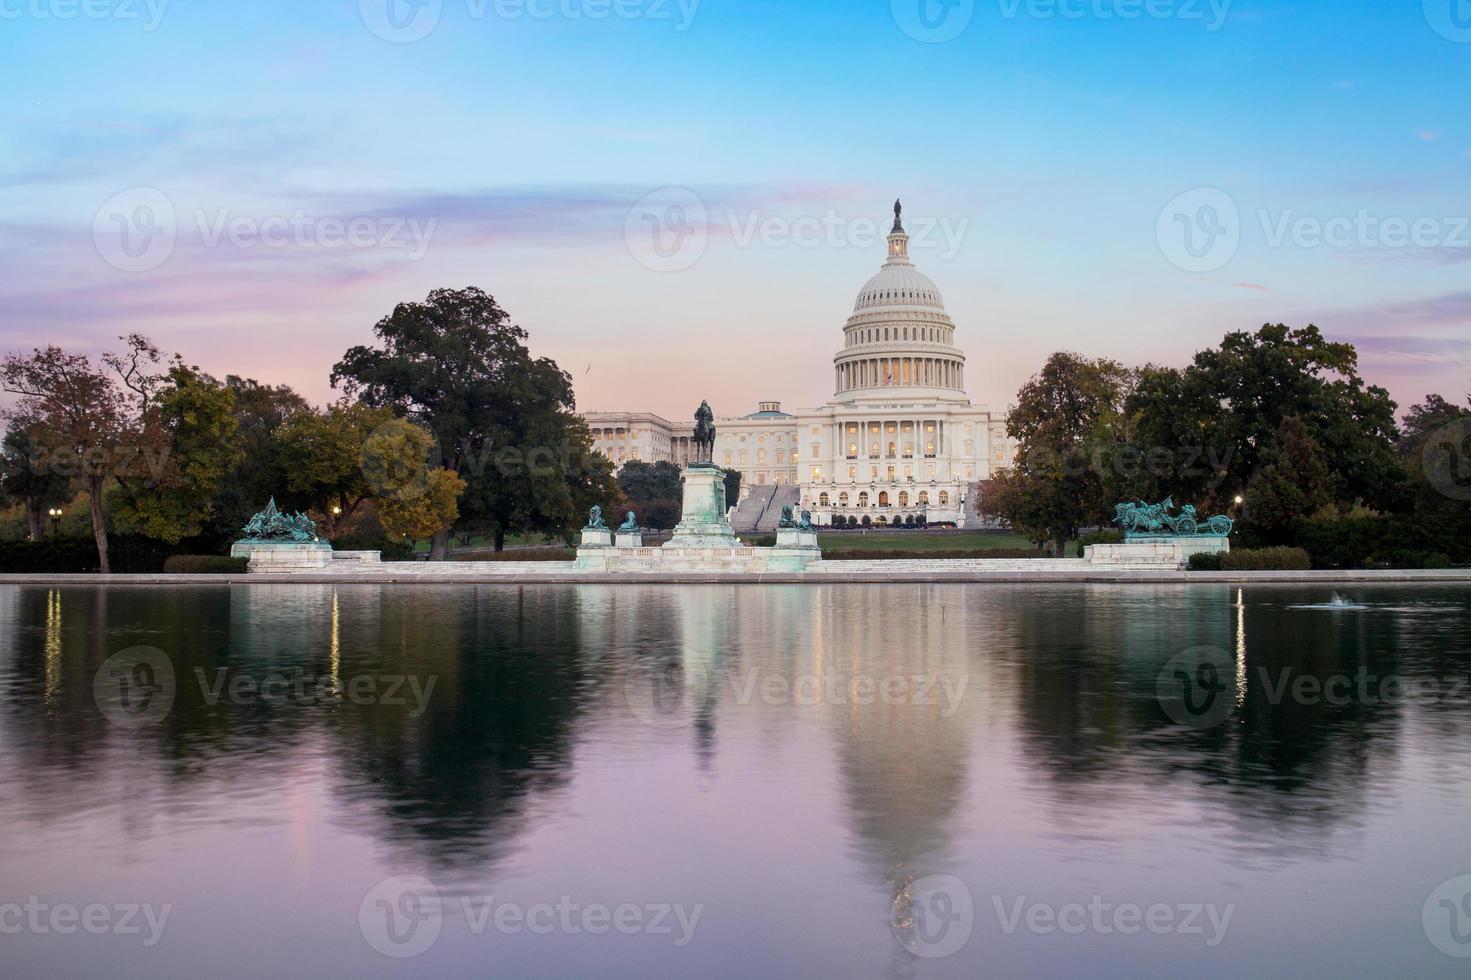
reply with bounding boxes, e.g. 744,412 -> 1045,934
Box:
48,508 -> 63,536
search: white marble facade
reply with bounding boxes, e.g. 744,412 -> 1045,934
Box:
583,205 -> 1017,528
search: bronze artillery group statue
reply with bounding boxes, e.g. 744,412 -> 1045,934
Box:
1113,497 -> 1233,539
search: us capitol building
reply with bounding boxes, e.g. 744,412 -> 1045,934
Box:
584,203 -> 1017,527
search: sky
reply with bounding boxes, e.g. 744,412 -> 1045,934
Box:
2,0 -> 1469,422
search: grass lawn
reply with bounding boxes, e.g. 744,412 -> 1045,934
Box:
814,530 -> 1041,552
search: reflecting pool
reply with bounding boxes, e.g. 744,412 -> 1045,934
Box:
1,583 -> 1469,978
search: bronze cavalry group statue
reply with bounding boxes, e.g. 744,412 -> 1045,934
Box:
1113,498 -> 1234,539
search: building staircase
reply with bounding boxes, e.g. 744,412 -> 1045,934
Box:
729,485 -> 802,533
759,486 -> 802,532
730,485 -> 776,532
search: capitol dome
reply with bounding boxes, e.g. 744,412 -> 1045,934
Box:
833,201 -> 967,402
853,259 -> 945,313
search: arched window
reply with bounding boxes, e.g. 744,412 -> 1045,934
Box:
858,492 -> 869,507
819,492 -> 830,507
898,491 -> 909,507
918,491 -> 929,505
878,491 -> 890,507
939,491 -> 949,506
839,492 -> 850,506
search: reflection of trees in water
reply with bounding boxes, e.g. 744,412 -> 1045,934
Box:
1002,585 -> 1471,862
0,585 -> 314,842
0,584 -> 598,881
327,585 -> 594,878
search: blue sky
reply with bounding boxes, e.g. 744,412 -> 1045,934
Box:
2,0 -> 1468,419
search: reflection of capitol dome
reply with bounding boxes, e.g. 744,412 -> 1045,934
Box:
835,201 -> 966,402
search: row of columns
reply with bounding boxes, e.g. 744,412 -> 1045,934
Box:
833,418 -> 946,462
836,357 -> 962,392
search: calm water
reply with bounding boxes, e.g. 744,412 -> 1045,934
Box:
1,583 -> 1470,978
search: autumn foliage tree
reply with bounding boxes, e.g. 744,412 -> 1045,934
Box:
2,345 -> 133,572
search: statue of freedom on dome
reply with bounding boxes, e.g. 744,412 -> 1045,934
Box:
892,199 -> 903,233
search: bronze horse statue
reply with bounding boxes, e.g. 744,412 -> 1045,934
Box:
693,400 -> 716,465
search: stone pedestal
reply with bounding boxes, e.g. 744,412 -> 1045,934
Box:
615,530 -> 644,549
664,465 -> 741,550
1086,537 -> 1229,569
230,540 -> 333,572
775,527 -> 820,550
580,527 -> 613,549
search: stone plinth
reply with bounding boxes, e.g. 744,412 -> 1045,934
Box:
230,540 -> 332,572
775,527 -> 819,550
664,464 -> 741,550
616,530 -> 643,549
580,527 -> 613,549
572,545 -> 823,574
331,550 -> 382,564
1087,537 -> 1229,569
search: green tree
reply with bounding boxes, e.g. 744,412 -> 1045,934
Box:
618,460 -> 683,502
203,376 -> 310,543
331,287 -> 618,555
112,365 -> 244,545
1179,324 -> 1400,507
997,351 -> 1133,554
1244,417 -> 1335,540
0,422 -> 72,540
276,401 -> 400,537
1397,390 -> 1471,550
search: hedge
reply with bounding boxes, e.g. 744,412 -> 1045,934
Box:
1294,516 -> 1461,569
0,536 -> 174,573
1076,529 -> 1124,557
1189,547 -> 1311,571
163,555 -> 250,574
821,548 -> 1050,561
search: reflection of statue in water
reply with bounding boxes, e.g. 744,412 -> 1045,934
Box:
586,506 -> 607,530
692,401 -> 716,465
618,511 -> 639,532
